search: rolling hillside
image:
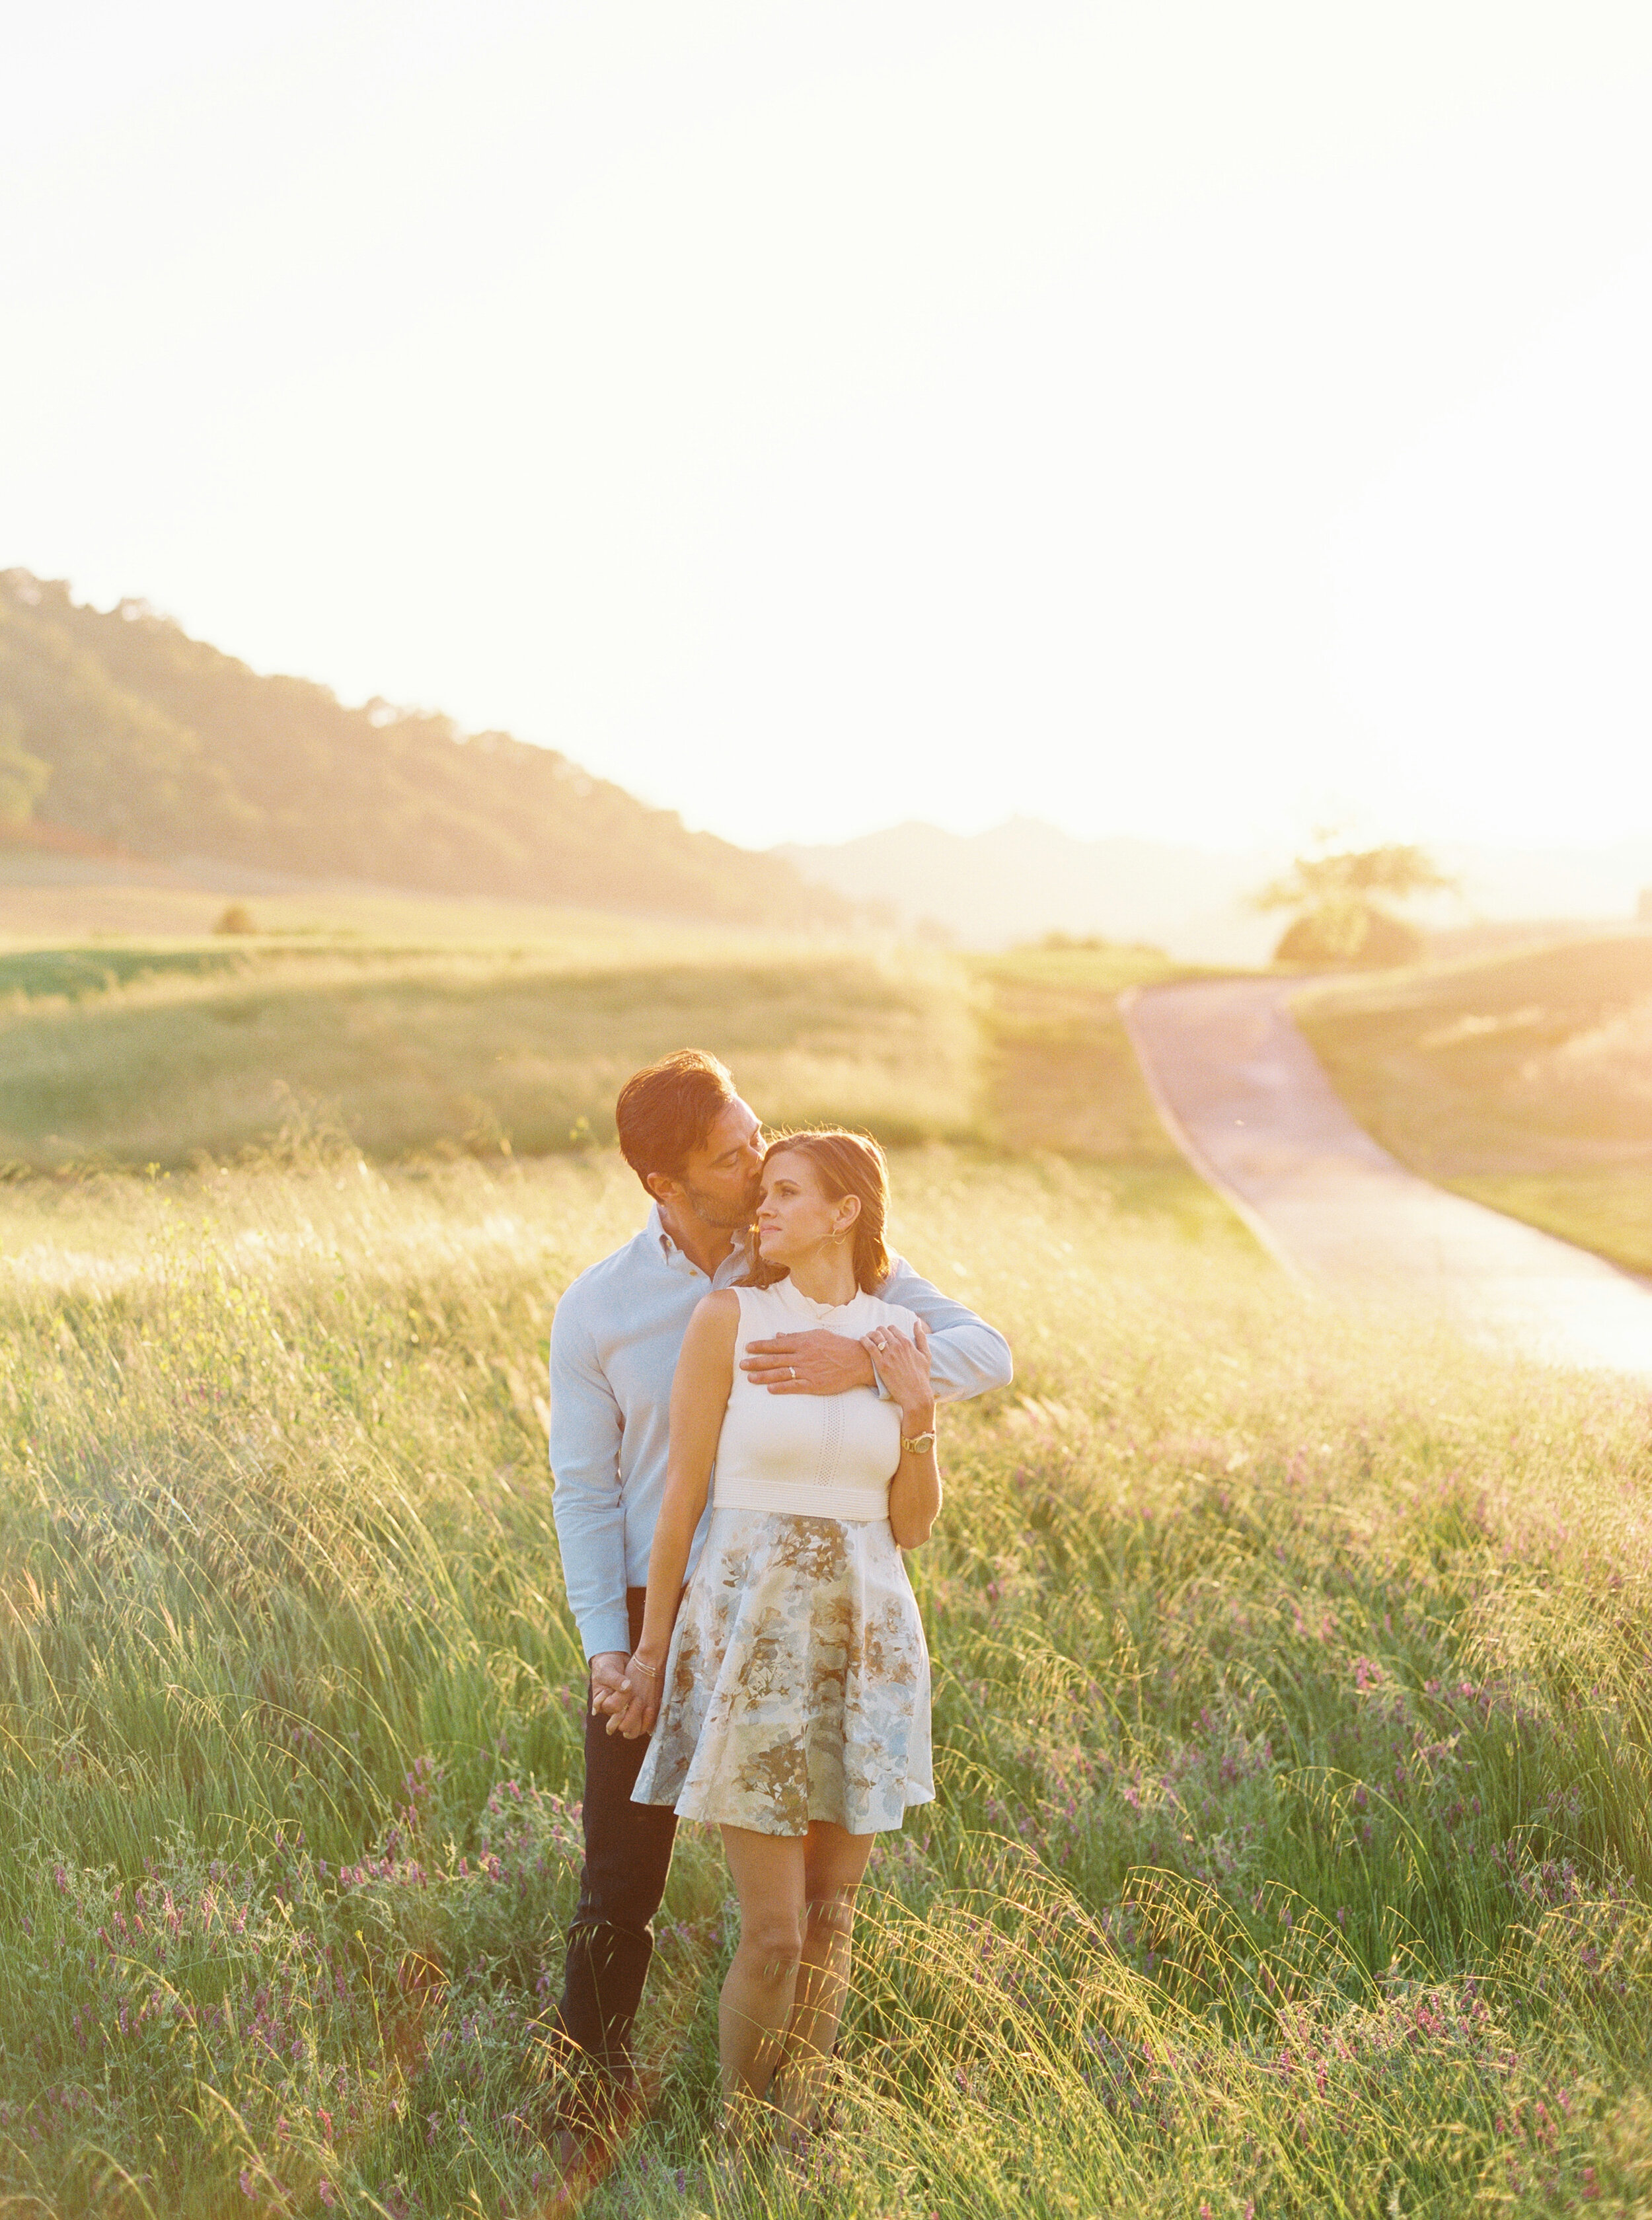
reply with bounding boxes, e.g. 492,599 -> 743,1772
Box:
780,817 -> 1652,960
0,572 -> 847,928
780,817 -> 1280,960
1296,929 -> 1652,1274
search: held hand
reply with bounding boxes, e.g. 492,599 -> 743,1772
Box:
861,1318 -> 934,1431
603,1651 -> 665,1740
587,1652 -> 629,1721
740,1328 -> 876,1396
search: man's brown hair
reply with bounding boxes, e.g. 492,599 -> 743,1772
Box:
614,1049 -> 737,1195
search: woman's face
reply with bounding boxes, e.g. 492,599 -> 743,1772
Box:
755,1150 -> 856,1264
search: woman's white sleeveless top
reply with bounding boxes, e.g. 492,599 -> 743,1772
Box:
712,1279 -> 919,1522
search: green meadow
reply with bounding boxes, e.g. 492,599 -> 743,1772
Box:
3,924 -> 1652,2217
0,931 -> 979,1170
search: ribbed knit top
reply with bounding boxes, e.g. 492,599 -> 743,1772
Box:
712,1279 -> 920,1521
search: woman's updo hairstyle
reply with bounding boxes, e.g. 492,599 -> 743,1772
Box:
746,1127 -> 891,1294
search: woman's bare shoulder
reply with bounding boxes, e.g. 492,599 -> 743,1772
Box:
687,1287 -> 742,1339
676,1290 -> 740,1387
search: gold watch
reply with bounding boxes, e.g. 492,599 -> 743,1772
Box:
901,1428 -> 938,1456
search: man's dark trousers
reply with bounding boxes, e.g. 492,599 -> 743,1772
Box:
552,1589 -> 677,2085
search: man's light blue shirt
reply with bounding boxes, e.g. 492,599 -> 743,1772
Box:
548,1204 -> 1013,1660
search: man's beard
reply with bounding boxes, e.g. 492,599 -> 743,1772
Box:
681,1175 -> 761,1232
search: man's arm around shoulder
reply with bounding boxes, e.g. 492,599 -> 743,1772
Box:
882,1257 -> 1012,1402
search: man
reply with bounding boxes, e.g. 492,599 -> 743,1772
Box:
545,1048 -> 1012,2122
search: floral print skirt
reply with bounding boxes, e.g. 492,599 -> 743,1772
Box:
630,1508 -> 933,1837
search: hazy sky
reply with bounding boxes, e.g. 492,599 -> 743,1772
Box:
6,3 -> 1651,852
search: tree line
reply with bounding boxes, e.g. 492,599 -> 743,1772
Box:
0,572 -> 847,929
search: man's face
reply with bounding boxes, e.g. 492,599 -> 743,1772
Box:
671,1097 -> 765,1229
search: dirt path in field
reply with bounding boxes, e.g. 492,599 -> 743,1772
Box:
1120,977 -> 1652,1381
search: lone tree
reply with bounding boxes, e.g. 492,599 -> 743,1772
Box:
1253,840 -> 1458,968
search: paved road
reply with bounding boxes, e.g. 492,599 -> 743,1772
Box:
1121,976 -> 1652,1382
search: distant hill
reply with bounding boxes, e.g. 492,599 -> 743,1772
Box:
0,572 -> 848,928
778,819 -> 1282,962
780,818 -> 1652,963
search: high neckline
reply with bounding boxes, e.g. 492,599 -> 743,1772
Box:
773,1275 -> 863,1321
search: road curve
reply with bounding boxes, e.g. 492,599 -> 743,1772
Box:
1121,976 -> 1652,1382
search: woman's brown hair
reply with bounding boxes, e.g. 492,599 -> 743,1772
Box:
744,1127 -> 891,1294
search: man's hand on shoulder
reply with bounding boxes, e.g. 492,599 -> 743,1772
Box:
740,1329 -> 876,1396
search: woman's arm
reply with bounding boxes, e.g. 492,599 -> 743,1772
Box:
864,1318 -> 942,1549
603,1288 -> 739,1739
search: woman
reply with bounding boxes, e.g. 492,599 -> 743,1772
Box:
605,1127 -> 941,2131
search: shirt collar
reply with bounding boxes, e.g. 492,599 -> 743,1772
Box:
645,1202 -> 687,1269
645,1202 -> 744,1282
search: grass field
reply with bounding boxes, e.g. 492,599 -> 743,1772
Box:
972,943 -> 1197,1161
0,865 -> 820,954
4,1134 -> 1652,2217
0,919 -> 1199,1181
1296,930 -> 1652,1276
0,934 -> 981,1171
5,914 -> 1652,2215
